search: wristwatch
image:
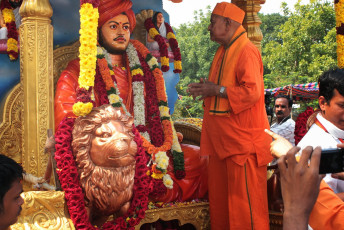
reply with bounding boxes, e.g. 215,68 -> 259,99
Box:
219,86 -> 226,97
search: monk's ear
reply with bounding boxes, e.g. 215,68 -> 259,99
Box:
225,18 -> 231,31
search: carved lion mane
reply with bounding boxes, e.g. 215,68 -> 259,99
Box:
72,104 -> 137,216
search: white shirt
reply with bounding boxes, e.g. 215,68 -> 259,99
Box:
297,113 -> 344,193
0,27 -> 7,39
271,117 -> 295,146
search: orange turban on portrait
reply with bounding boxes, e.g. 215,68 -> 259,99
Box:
212,2 -> 245,24
98,0 -> 136,32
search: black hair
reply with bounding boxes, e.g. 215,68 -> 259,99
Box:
0,154 -> 23,212
275,94 -> 293,108
152,11 -> 162,31
9,0 -> 22,9
318,68 -> 344,103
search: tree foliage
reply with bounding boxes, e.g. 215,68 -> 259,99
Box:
262,1 -> 337,89
172,1 -> 337,118
173,7 -> 217,119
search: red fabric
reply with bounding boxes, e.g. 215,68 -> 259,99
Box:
54,59 -> 131,128
98,0 -> 136,32
152,144 -> 208,202
208,153 -> 269,230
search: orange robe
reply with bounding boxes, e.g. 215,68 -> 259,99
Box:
54,40 -> 208,203
201,26 -> 272,229
309,181 -> 344,229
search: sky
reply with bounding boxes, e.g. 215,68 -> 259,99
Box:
162,0 -> 309,27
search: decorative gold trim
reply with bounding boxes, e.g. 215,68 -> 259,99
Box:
0,84 -> 23,164
19,0 -> 53,19
232,0 -> 264,52
135,202 -> 210,230
11,191 -> 75,230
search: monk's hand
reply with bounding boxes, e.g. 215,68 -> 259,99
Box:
331,143 -> 344,180
279,146 -> 324,229
265,129 -> 293,158
187,78 -> 221,100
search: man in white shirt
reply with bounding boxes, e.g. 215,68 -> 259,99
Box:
271,94 -> 295,146
298,68 -> 344,200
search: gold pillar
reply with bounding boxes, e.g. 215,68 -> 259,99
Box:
19,0 -> 54,177
232,0 -> 265,52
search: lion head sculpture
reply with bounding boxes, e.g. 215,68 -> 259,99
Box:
72,104 -> 137,218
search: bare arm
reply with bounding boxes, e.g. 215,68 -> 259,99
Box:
147,33 -> 155,43
279,146 -> 324,230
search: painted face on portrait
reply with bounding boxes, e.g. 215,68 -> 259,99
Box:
274,98 -> 291,122
156,13 -> 164,25
208,14 -> 228,44
0,179 -> 24,228
320,89 -> 344,130
99,14 -> 131,54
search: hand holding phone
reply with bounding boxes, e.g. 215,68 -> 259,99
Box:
319,148 -> 344,174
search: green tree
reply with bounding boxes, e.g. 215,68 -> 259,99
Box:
173,7 -> 218,119
259,13 -> 288,47
262,0 -> 337,89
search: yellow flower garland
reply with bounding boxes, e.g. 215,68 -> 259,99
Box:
2,8 -> 14,23
1,4 -> 18,61
336,0 -> 344,68
73,3 -> 99,116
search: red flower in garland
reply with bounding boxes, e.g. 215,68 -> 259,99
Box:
55,117 -> 151,230
0,0 -> 19,61
144,17 -> 170,72
165,22 -> 182,73
294,106 -> 314,145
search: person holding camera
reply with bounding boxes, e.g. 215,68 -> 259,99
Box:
266,129 -> 344,230
297,68 -> 344,199
270,94 -> 295,146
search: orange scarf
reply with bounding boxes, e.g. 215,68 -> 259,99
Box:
208,26 -> 248,116
315,117 -> 344,143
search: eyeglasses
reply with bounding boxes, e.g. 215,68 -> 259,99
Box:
275,105 -> 287,108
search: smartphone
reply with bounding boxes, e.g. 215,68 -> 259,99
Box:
319,148 -> 344,174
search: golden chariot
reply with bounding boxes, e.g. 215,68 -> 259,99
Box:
0,0 -> 283,229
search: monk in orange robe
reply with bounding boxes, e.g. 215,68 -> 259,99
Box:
188,3 -> 272,229
55,0 -> 208,203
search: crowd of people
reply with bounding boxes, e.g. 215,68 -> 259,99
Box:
1,0 -> 344,230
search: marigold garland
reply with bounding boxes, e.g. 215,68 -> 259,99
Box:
0,0 -> 19,60
335,0 -> 344,67
294,106 -> 314,145
145,18 -> 169,72
65,6 -> 186,224
73,1 -> 99,116
165,21 -> 182,73
144,17 -> 183,73
55,117 -> 151,230
96,42 -> 185,185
